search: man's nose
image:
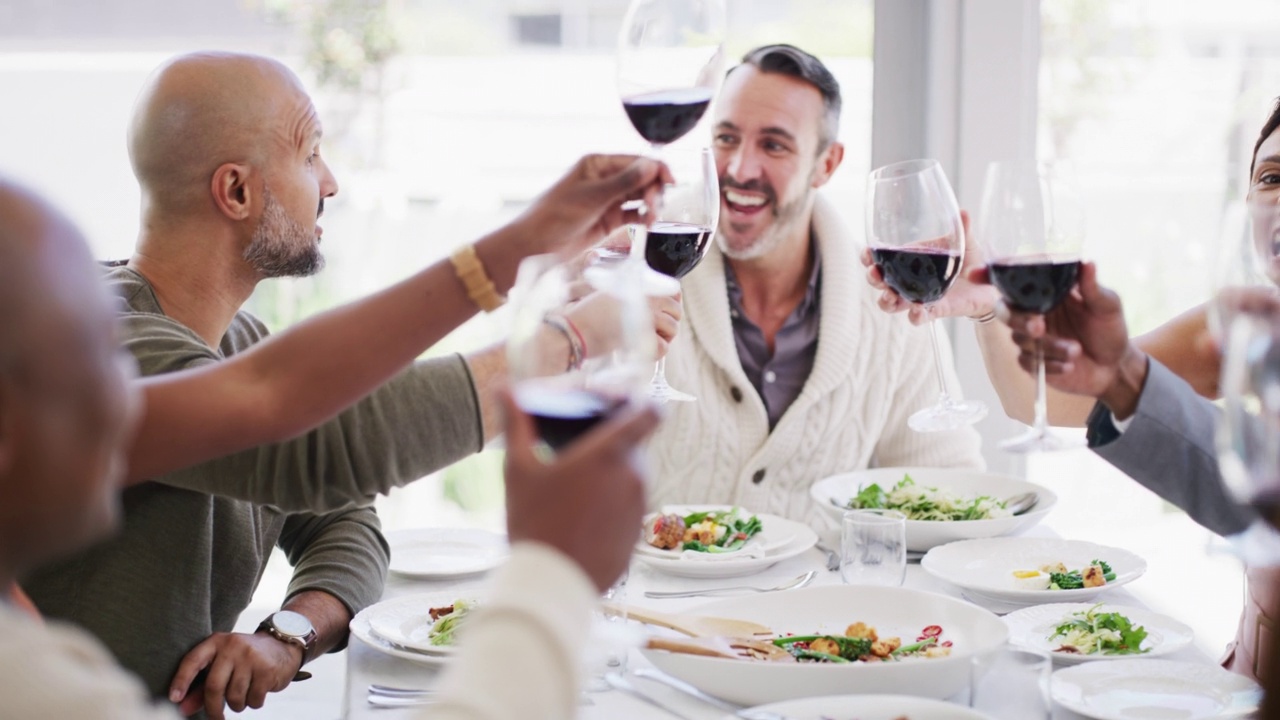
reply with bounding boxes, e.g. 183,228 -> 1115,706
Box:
319,158 -> 339,198
724,144 -> 763,183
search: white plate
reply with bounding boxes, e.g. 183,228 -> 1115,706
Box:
1051,659 -> 1262,719
1004,602 -> 1194,664
351,600 -> 453,666
921,538 -> 1146,610
386,528 -> 508,579
365,593 -> 482,656
635,505 -> 797,560
723,694 -> 996,720
634,516 -> 817,578
640,585 -> 1009,706
811,467 -> 1057,552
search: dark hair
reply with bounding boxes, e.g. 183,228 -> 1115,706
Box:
735,44 -> 842,149
1252,98 -> 1280,179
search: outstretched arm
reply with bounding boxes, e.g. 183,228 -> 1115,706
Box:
126,154 -> 672,482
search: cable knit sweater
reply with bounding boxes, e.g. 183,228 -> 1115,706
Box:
647,195 -> 985,532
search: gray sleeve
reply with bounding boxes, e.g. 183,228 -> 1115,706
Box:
1089,358 -> 1258,536
121,313 -> 484,512
278,508 -> 390,651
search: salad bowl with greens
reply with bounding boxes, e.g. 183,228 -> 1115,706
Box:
811,467 -> 1057,551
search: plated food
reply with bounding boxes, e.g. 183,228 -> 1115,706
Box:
773,621 -> 953,663
810,467 -> 1056,551
645,507 -> 763,553
921,538 -> 1146,611
425,599 -> 475,648
845,474 -> 1011,522
634,505 -> 817,578
641,585 -> 1008,705
1011,560 -> 1114,591
1004,602 -> 1193,664
352,587 -> 488,666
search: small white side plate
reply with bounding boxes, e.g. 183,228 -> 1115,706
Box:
1051,659 -> 1262,720
1004,602 -> 1193,664
386,528 -> 508,579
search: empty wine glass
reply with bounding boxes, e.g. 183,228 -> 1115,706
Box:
506,254 -> 654,452
978,160 -> 1085,453
866,158 -> 988,432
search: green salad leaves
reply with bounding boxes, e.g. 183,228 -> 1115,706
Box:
1049,603 -> 1148,656
847,474 -> 1010,521
679,508 -> 763,553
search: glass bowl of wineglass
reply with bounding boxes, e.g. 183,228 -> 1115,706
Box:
978,160 -> 1085,453
507,253 -> 655,452
866,158 -> 988,432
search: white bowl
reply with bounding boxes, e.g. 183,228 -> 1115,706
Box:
921,537 -> 1147,611
810,467 -> 1057,552
640,585 -> 1008,706
722,694 -> 996,720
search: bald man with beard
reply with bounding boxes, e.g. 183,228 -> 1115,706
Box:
0,176 -> 661,720
20,51 -> 677,720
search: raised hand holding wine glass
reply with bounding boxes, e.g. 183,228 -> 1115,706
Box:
978,160 -> 1085,453
506,255 -> 655,452
865,158 -> 988,432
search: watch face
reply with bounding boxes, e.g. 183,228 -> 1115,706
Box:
272,610 -> 313,638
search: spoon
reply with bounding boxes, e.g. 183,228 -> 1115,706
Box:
828,491 -> 1040,516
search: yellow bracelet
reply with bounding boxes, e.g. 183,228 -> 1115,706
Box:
450,244 -> 505,312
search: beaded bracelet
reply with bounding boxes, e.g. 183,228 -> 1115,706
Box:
543,314 -> 586,371
449,244 -> 505,312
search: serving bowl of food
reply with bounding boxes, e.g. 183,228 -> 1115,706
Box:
722,694 -> 996,720
810,467 -> 1057,551
639,585 -> 1008,706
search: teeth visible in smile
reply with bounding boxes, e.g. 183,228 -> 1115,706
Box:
725,190 -> 766,207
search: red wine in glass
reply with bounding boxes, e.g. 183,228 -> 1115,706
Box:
870,247 -> 963,305
645,221 -> 713,279
988,259 -> 1082,314
515,385 -> 624,451
622,88 -> 714,146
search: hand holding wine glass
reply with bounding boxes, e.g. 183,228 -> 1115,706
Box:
865,158 -> 988,431
977,160 -> 1087,452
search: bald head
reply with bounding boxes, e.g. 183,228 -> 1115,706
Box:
128,52 -> 315,215
0,178 -> 138,572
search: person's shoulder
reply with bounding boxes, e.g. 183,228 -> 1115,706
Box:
0,609 -> 177,719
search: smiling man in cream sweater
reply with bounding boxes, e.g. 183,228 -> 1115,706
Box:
648,45 -> 984,528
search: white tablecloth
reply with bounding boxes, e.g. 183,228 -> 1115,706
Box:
342,531 -> 1215,720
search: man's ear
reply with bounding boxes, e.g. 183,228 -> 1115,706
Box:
209,163 -> 255,221
811,141 -> 845,189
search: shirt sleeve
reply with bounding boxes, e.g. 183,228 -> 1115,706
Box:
120,312 -> 484,513
1087,358 -> 1258,537
422,543 -> 598,720
277,507 -> 391,649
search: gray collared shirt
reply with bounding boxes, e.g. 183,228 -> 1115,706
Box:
724,237 -> 822,430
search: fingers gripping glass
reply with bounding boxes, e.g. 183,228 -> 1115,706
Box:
866,159 -> 988,432
978,160 -> 1085,453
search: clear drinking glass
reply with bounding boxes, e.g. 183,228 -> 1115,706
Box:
866,159 -> 988,432
839,509 -> 906,586
978,160 -> 1086,453
970,648 -> 1051,720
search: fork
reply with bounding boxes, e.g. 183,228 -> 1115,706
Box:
643,570 -> 815,599
814,541 -> 840,572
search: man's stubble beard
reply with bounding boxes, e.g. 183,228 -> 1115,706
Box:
717,182 -> 814,262
243,186 -> 325,278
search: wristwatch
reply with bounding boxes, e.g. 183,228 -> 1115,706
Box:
257,610 -> 318,655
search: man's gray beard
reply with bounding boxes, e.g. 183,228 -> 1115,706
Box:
244,188 -> 324,278
717,187 -> 812,262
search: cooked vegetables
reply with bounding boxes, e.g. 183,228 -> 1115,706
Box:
645,507 -> 763,553
427,599 -> 475,647
846,475 -> 1010,521
772,622 -> 952,663
1012,560 -> 1115,590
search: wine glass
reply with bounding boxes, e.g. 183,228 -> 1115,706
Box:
506,253 -> 655,452
616,0 -> 726,157
632,145 -> 719,402
866,158 -> 988,432
978,160 -> 1085,453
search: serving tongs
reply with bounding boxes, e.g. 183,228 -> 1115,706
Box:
646,635 -> 795,662
603,602 -> 773,638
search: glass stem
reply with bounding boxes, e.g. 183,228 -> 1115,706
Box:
652,357 -> 668,387
927,318 -> 951,408
1032,339 -> 1049,436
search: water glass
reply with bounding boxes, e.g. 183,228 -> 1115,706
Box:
970,648 -> 1052,720
839,509 -> 906,586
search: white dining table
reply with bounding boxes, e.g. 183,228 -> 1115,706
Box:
341,527 -> 1215,720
